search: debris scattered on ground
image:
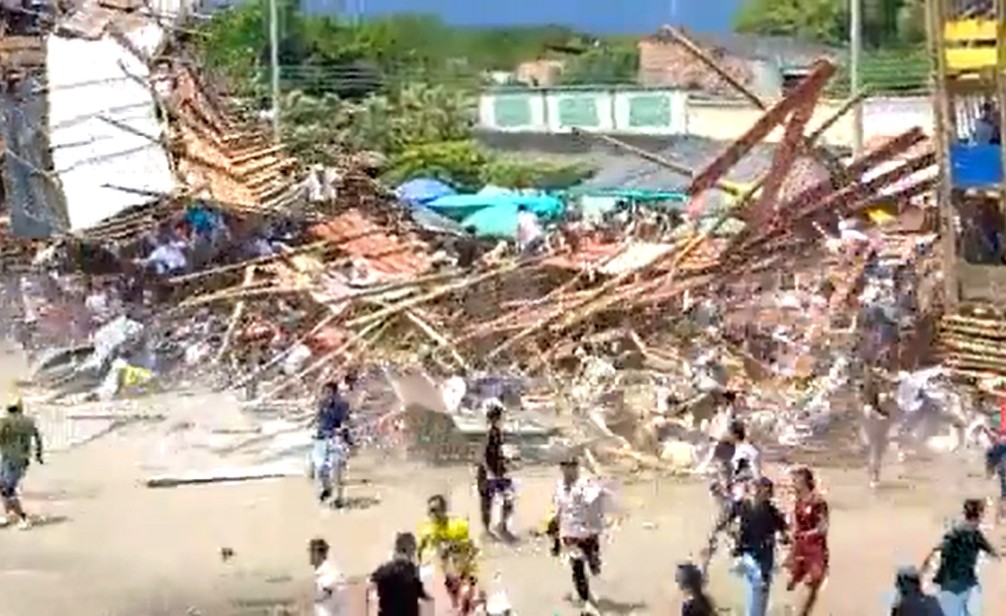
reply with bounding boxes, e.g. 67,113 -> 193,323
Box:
0,18 -> 982,479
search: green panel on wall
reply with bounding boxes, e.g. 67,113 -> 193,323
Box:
492,94 -> 533,128
557,95 -> 600,128
627,93 -> 671,128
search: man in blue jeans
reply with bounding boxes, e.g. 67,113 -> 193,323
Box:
923,498 -> 999,615
310,381 -> 351,508
702,476 -> 788,616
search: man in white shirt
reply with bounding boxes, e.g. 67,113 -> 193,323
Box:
550,455 -> 611,612
144,240 -> 188,276
309,538 -> 347,616
515,204 -> 545,255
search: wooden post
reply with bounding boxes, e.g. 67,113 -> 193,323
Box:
686,60 -> 836,199
926,0 -> 958,307
997,0 -> 1006,279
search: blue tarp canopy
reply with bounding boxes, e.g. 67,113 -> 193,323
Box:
395,178 -> 455,205
426,193 -> 563,221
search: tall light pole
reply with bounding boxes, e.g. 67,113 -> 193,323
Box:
850,0 -> 863,156
269,0 -> 281,142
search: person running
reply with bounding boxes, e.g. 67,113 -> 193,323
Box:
309,538 -> 347,616
861,373 -> 894,489
370,532 -> 432,616
476,402 -> 515,539
700,417 -> 759,525
702,476 -> 788,616
728,420 -> 761,494
922,498 -> 999,616
417,494 -> 483,614
785,466 -> 829,616
889,566 -> 941,615
311,381 -> 351,508
676,562 -> 715,616
981,391 -> 1006,524
550,454 -> 612,615
0,399 -> 44,530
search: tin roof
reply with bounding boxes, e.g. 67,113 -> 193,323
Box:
309,209 -> 433,280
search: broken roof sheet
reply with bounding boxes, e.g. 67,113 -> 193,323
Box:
46,27 -> 176,230
309,209 -> 433,281
582,136 -> 777,193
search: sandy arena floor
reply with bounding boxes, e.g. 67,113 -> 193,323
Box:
0,342 -> 1004,615
1,415 -> 1005,616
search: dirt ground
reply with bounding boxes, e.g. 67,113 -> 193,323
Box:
0,343 -> 1004,615
1,418 -> 1004,616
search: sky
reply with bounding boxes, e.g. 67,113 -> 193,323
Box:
300,0 -> 745,35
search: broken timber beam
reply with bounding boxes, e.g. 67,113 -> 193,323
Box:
665,27 -> 850,179
731,127 -> 928,251
686,59 -> 837,200
796,151 -> 936,221
748,67 -> 831,230
741,150 -> 935,255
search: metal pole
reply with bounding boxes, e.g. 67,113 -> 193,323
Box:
268,0 -> 281,142
850,0 -> 863,155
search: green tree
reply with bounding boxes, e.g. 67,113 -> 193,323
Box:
558,45 -> 640,85
734,0 -> 847,44
733,0 -> 926,47
197,9 -> 596,190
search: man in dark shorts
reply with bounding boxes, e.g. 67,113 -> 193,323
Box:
370,532 -> 431,616
0,399 -> 44,530
477,402 -> 514,538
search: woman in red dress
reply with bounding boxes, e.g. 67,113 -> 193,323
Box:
786,466 -> 829,616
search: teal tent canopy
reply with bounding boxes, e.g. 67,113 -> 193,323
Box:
461,203 -> 520,239
425,193 -> 564,221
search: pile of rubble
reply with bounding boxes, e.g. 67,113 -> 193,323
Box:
0,16 -> 971,479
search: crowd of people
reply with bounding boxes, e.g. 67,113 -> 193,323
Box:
300,377 -> 1006,616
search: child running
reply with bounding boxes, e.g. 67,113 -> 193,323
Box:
785,466 -> 829,616
417,494 -> 484,615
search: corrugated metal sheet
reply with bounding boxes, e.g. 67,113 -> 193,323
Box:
1,74 -> 69,238
309,209 -> 433,280
46,25 -> 176,231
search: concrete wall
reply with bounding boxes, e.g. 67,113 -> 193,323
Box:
478,88 -> 689,136
478,88 -> 934,147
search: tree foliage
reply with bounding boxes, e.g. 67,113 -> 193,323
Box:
558,45 -> 640,86
196,6 -> 595,188
733,0 -> 926,47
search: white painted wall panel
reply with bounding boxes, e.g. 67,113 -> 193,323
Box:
46,26 -> 175,231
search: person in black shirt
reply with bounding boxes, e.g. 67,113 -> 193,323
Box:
702,476 -> 788,616
890,566 -> 941,616
369,532 -> 431,616
676,562 -> 715,616
476,402 -> 515,538
922,498 -> 999,615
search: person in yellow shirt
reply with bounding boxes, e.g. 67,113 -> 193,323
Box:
417,494 -> 483,614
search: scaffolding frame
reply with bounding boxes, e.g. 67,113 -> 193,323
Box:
927,0 -> 1006,306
